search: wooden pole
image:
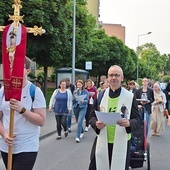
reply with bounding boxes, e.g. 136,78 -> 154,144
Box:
7,109 -> 14,170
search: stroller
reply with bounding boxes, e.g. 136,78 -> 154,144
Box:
129,107 -> 151,170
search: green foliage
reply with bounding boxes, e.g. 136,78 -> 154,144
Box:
137,43 -> 167,81
36,72 -> 44,87
28,71 -> 35,78
162,75 -> 170,83
50,73 -> 56,82
162,54 -> 170,75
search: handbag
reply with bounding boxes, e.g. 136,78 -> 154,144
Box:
164,109 -> 169,117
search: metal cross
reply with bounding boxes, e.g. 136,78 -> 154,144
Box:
0,0 -> 45,35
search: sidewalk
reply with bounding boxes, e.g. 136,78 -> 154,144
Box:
40,110 -> 76,140
40,110 -> 56,140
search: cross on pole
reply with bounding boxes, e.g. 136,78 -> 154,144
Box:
0,1 -> 45,170
0,0 -> 45,35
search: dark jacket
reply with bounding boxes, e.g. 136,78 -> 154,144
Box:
66,84 -> 75,94
136,87 -> 154,114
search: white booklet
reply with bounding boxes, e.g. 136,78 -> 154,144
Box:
75,95 -> 87,102
136,99 -> 148,102
95,110 -> 122,125
88,92 -> 95,96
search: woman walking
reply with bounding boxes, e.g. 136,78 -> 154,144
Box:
85,79 -> 97,132
49,79 -> 72,140
73,80 -> 89,143
150,82 -> 167,136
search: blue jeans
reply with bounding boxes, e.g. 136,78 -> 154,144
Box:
139,108 -> 150,137
74,106 -> 87,138
168,99 -> 170,112
67,111 -> 72,129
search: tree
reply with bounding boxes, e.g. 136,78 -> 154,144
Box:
76,28 -> 138,84
162,54 -> 170,75
137,43 -> 166,81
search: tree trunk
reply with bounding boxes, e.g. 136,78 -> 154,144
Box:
43,66 -> 48,99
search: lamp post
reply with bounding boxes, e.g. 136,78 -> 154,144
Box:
136,32 -> 151,83
72,0 -> 76,84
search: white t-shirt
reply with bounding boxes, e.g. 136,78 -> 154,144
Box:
0,81 -> 46,154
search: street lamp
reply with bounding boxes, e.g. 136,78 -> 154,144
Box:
136,32 -> 152,83
72,0 -> 76,85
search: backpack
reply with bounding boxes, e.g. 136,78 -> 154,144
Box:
2,83 -> 36,102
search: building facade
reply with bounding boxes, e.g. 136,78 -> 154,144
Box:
86,0 -> 100,27
101,23 -> 125,43
86,0 -> 125,43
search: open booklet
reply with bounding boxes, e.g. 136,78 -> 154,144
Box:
88,92 -> 95,96
75,94 -> 87,102
136,99 -> 149,102
95,110 -> 122,125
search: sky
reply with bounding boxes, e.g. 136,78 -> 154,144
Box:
99,0 -> 170,55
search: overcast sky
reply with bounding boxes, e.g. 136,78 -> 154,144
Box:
99,0 -> 170,55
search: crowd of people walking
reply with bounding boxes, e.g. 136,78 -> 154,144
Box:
48,76 -> 170,141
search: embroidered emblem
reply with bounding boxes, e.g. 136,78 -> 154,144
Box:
120,104 -> 129,118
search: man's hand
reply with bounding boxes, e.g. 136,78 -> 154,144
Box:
3,133 -> 16,146
96,121 -> 106,130
9,98 -> 23,113
138,105 -> 143,111
117,118 -> 130,127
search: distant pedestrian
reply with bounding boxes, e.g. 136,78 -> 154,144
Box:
150,82 -> 166,136
97,81 -> 104,92
165,81 -> 170,115
65,78 -> 75,133
49,79 -> 72,140
136,77 -> 154,136
127,80 -> 137,97
85,79 -> 97,132
73,80 -> 89,143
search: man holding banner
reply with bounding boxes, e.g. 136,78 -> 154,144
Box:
0,57 -> 46,170
89,65 -> 141,170
0,1 -> 46,169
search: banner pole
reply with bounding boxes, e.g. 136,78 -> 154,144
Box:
7,109 -> 14,170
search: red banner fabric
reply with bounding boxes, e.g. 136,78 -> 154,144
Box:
2,24 -> 27,101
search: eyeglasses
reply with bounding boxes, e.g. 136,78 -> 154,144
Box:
108,74 -> 121,78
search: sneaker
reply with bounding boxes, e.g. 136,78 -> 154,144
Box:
155,132 -> 160,136
75,138 -> 80,143
80,133 -> 84,139
65,131 -> 68,137
68,128 -> 71,133
56,136 -> 61,140
88,125 -> 91,129
85,127 -> 88,132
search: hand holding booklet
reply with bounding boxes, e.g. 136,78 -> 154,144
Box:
75,94 -> 86,102
95,110 -> 122,125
